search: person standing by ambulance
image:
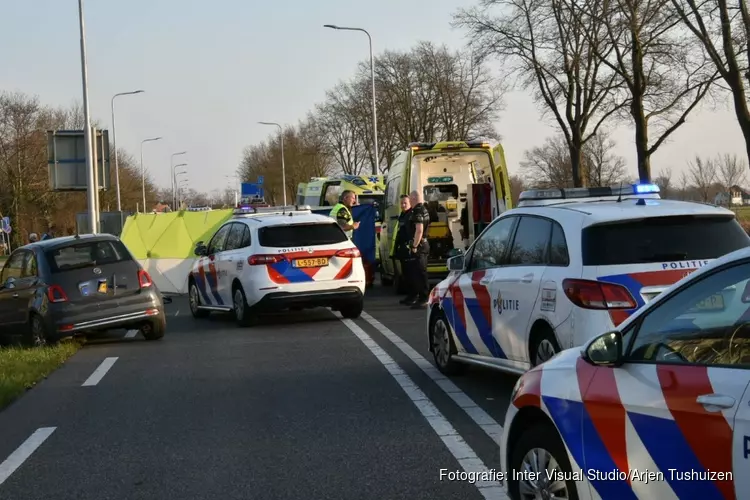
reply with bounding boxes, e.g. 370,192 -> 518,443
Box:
329,190 -> 360,239
394,194 -> 413,304
403,190 -> 430,308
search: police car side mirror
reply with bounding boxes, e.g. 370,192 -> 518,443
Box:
447,255 -> 465,272
584,331 -> 623,367
194,243 -> 207,257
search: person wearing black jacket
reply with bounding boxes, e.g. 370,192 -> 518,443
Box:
403,190 -> 431,308
394,194 -> 413,304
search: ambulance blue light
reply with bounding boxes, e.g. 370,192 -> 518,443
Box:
633,183 -> 660,194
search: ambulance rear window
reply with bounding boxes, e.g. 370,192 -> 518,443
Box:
581,215 -> 750,266
258,222 -> 348,247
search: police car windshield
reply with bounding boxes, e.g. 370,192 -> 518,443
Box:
258,222 -> 348,247
582,215 -> 750,266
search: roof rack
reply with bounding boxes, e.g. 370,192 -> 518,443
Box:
517,183 -> 661,207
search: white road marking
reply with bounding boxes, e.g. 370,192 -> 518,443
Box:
0,427 -> 56,486
82,357 -> 118,386
124,330 -> 138,338
341,319 -> 508,500
361,311 -> 504,445
175,309 -> 180,317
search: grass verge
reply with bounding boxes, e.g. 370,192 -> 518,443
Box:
0,340 -> 82,410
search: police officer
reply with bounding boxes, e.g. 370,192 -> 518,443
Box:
403,190 -> 430,308
330,190 -> 360,238
394,194 -> 413,304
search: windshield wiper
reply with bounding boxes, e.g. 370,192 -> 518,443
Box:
638,252 -> 687,263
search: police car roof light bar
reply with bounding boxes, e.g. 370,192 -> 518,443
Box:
518,183 -> 660,204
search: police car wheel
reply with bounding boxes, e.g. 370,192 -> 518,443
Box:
430,311 -> 466,376
233,286 -> 257,327
189,282 -> 209,318
508,424 -> 578,500
531,328 -> 560,367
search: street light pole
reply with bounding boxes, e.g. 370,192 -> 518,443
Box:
258,122 -> 286,206
174,168 -> 187,208
140,137 -> 162,212
111,90 -> 144,212
170,151 -> 187,208
324,24 -> 379,175
78,0 -> 98,233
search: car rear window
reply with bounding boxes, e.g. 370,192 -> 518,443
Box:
258,223 -> 348,247
46,240 -> 131,272
582,215 -> 750,266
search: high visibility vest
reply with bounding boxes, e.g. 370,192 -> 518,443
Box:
330,203 -> 353,238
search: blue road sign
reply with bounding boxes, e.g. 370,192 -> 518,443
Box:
258,176 -> 264,185
241,183 -> 259,196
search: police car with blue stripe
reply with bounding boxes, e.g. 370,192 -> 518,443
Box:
427,183 -> 750,375
187,206 -> 366,326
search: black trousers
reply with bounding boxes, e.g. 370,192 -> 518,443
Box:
403,252 -> 429,299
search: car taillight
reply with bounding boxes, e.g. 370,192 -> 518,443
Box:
138,269 -> 153,288
248,255 -> 285,265
335,248 -> 361,258
562,279 -> 637,310
47,285 -> 68,303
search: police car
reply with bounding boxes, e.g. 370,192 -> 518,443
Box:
502,244 -> 750,499
426,183 -> 750,375
187,206 -> 366,325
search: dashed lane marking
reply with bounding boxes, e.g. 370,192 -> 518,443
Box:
0,427 -> 56,486
81,357 -> 118,386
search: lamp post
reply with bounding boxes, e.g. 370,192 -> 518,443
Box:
178,178 -> 189,207
172,163 -> 187,209
140,137 -> 162,212
111,90 -> 144,211
77,0 -> 98,233
258,122 -> 286,205
175,171 -> 188,208
170,151 -> 187,208
324,24 -> 379,175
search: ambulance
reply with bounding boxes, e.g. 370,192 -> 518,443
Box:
379,140 -> 513,293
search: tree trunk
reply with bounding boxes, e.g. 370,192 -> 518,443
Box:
630,23 -> 651,183
569,129 -> 584,187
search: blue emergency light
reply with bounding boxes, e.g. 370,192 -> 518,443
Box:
633,183 -> 660,194
518,183 -> 661,206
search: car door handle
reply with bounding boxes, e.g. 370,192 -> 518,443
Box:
12,293 -> 18,298
521,273 -> 534,283
696,394 -> 735,411
479,278 -> 491,285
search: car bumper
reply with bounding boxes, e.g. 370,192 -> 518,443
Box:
251,286 -> 363,312
49,290 -> 165,334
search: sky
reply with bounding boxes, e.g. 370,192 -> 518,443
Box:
2,0 -> 746,196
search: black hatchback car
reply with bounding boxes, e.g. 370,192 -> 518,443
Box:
0,234 -> 167,346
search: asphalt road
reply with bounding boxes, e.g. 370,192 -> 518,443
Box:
0,283 -> 519,500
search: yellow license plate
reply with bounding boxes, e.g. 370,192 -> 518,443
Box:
294,257 -> 328,268
98,281 -> 108,293
692,294 -> 724,311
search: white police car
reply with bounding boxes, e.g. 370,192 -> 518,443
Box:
502,244 -> 750,500
426,184 -> 750,375
187,206 -> 366,325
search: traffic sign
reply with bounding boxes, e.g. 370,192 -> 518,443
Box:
241,183 -> 260,196
258,176 -> 264,185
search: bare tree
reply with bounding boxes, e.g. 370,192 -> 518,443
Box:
595,0 -> 718,182
716,153 -> 747,191
687,155 -> 718,201
455,0 -> 624,187
520,132 -> 627,187
652,167 -> 674,198
671,0 -> 750,168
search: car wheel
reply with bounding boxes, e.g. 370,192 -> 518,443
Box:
233,285 -> 257,327
27,314 -> 49,348
140,317 -> 166,341
507,423 -> 579,500
189,281 -> 209,318
340,298 -> 364,319
531,327 -> 561,367
430,310 -> 466,376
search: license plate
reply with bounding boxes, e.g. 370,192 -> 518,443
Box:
294,257 -> 328,268
98,281 -> 108,294
691,294 -> 725,312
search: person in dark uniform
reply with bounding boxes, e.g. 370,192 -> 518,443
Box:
404,190 -> 430,308
394,194 -> 413,304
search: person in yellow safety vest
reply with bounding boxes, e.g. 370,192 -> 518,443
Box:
330,190 -> 360,239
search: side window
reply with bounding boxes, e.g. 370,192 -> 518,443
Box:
208,224 -> 232,255
23,252 -> 38,277
548,222 -> 569,266
224,223 -> 245,251
508,216 -> 552,266
386,177 -> 401,208
468,216 -> 517,271
324,183 -> 341,206
1,251 -> 26,282
627,261 -> 750,366
240,225 -> 251,248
